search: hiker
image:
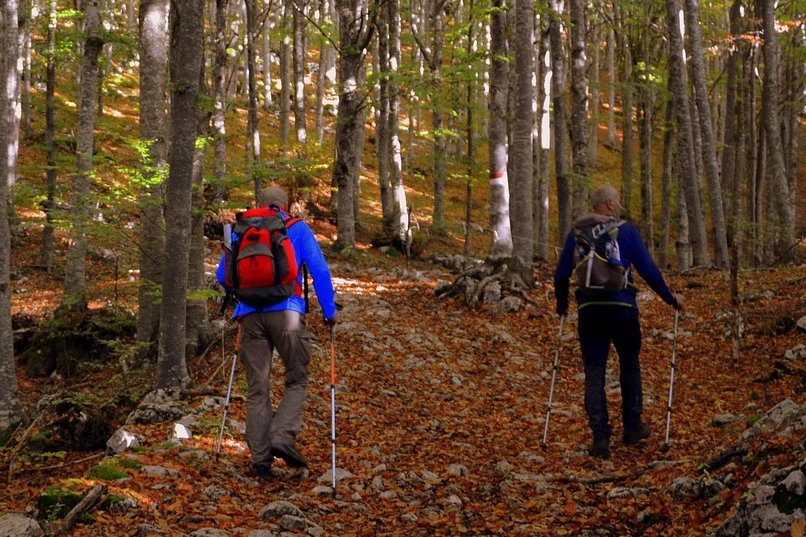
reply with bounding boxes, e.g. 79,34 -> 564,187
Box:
553,184 -> 684,459
216,185 -> 337,479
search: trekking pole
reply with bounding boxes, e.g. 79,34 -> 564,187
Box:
662,310 -> 680,450
541,314 -> 566,447
215,325 -> 242,459
329,324 -> 337,490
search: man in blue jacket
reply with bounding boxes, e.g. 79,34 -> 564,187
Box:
217,185 -> 337,479
554,185 -> 684,459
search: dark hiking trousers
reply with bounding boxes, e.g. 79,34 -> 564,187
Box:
239,310 -> 312,466
578,304 -> 643,439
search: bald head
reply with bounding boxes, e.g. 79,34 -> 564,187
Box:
591,185 -> 622,217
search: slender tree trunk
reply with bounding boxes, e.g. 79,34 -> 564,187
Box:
549,0 -> 571,240
535,25 -> 550,261
61,0 -> 103,315
262,0 -> 273,109
721,0 -> 742,242
333,0 -> 373,249
0,0 -> 22,431
658,99 -> 674,269
686,0 -> 730,267
377,6 -> 392,227
638,13 -> 653,250
186,66 -> 211,359
245,0 -> 261,197
587,20 -> 599,168
41,0 -> 58,271
136,0 -> 169,354
759,0 -> 795,261
279,0 -> 291,146
20,3 -> 31,140
293,0 -> 307,142
488,0 -> 512,256
212,0 -> 228,203
569,0 -> 588,219
314,0 -> 332,143
388,0 -> 408,246
511,0 -> 534,276
665,0 -> 710,266
620,25 -> 634,218
606,27 -> 616,148
156,0 -> 204,389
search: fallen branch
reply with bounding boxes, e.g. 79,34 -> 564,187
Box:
38,452 -> 105,472
60,484 -> 107,533
704,445 -> 747,472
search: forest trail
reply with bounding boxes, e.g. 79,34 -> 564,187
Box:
2,255 -> 805,536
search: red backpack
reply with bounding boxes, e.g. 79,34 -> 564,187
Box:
224,207 -> 302,308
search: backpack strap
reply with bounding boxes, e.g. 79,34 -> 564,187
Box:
284,216 -> 309,313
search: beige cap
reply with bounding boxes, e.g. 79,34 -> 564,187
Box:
258,185 -> 288,208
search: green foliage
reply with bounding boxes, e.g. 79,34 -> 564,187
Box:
88,463 -> 129,481
37,484 -> 83,521
119,457 -> 142,470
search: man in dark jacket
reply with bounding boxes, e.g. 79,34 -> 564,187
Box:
554,185 -> 684,458
217,185 -> 338,479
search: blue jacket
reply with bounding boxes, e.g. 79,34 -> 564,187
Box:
216,207 -> 337,320
554,217 -> 679,313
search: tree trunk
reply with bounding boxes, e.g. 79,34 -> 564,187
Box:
638,14 -> 653,251
293,0 -> 307,142
61,0 -> 103,315
606,27 -> 616,148
721,0 -> 742,243
212,0 -> 229,203
40,0 -> 58,272
535,24 -> 550,261
0,0 -> 22,431
569,0 -> 588,219
759,0 -> 795,261
487,0 -> 512,257
587,20 -> 599,168
156,0 -> 204,389
511,0 -> 534,277
549,0 -> 571,240
657,99 -> 674,269
262,0 -> 273,109
333,0 -> 373,249
665,0 -> 710,266
186,63 -> 211,359
245,0 -> 261,197
686,0 -> 730,267
136,0 -> 169,354
279,0 -> 291,146
377,6 -> 392,227
388,0 -> 408,246
619,25 -> 634,218
314,0 -> 332,143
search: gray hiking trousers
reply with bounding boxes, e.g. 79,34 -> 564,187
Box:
239,310 -> 311,465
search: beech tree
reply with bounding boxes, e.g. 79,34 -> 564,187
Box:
0,0 -> 22,431
136,0 -> 169,354
60,0 -> 103,315
156,0 -> 204,389
487,0 -> 512,257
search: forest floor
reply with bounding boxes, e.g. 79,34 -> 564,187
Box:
1,216 -> 805,536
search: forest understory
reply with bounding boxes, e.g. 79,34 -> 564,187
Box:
1,218 -> 805,536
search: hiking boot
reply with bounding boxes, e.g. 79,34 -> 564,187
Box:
623,422 -> 652,445
271,443 -> 308,468
589,437 -> 610,459
252,462 -> 272,481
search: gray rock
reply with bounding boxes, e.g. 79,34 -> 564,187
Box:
202,485 -> 229,501
711,414 -> 743,427
137,524 -> 168,536
779,470 -> 806,495
186,530 -> 230,537
785,344 -> 806,361
127,389 -> 189,425
106,427 -> 143,454
492,296 -> 521,314
446,464 -> 469,477
259,501 -> 304,520
316,467 -> 355,485
142,465 -> 181,478
0,513 -> 43,537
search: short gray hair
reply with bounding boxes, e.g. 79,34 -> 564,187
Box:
591,185 -> 619,209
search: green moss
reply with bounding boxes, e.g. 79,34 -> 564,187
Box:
120,458 -> 142,470
37,485 -> 83,520
87,464 -> 129,481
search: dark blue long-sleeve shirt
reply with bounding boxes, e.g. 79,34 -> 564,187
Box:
554,219 -> 679,313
